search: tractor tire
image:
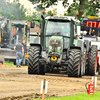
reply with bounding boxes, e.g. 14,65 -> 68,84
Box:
68,49 -> 81,77
99,66 -> 100,75
89,45 -> 97,76
28,47 -> 34,74
28,47 -> 45,75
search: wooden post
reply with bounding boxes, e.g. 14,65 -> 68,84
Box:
42,79 -> 46,100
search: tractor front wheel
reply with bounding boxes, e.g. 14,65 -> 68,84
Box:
28,47 -> 45,75
68,49 -> 81,77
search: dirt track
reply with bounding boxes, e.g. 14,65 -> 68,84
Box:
0,66 -> 100,100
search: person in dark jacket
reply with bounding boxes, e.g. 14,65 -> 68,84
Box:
14,40 -> 24,67
22,39 -> 27,65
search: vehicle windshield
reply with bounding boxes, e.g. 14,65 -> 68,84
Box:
10,25 -> 24,45
46,20 -> 70,36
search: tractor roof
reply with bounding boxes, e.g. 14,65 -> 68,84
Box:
45,16 -> 74,22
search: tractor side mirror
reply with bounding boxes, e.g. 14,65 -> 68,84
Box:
31,22 -> 35,28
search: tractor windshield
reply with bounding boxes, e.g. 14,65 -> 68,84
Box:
10,25 -> 24,45
45,20 -> 70,49
46,20 -> 70,36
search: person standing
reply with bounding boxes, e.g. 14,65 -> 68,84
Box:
22,39 -> 27,66
14,40 -> 24,67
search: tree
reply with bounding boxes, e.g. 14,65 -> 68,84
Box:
0,0 -> 27,20
28,0 -> 100,20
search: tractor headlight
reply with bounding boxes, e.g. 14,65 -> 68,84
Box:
49,46 -> 52,49
57,47 -> 61,50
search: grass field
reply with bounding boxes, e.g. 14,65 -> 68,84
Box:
5,61 -> 14,66
5,61 -> 28,67
34,92 -> 100,100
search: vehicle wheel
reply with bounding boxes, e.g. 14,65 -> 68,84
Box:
99,66 -> 100,75
68,49 -> 81,77
89,45 -> 97,76
28,47 -> 34,74
28,47 -> 45,75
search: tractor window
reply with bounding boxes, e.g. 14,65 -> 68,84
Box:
46,21 -> 70,36
30,36 -> 40,44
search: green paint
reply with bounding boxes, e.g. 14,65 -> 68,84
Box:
73,39 -> 78,46
50,36 -> 63,40
49,49 -> 61,53
48,36 -> 63,53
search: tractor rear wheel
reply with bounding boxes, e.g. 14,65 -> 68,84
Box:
89,45 -> 97,76
28,47 -> 45,75
28,47 -> 34,74
99,66 -> 100,75
68,49 -> 81,77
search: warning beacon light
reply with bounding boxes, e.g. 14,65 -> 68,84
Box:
43,10 -> 45,14
51,13 -> 54,16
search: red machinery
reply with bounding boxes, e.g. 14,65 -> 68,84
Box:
85,81 -> 94,95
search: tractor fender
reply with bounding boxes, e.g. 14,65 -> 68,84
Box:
30,43 -> 42,55
71,39 -> 84,52
73,39 -> 84,53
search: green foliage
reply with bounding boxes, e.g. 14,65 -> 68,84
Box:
28,0 -> 100,20
34,92 -> 100,100
47,8 -> 57,16
0,0 -> 27,20
5,61 -> 14,66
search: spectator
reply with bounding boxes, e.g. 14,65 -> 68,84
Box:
89,28 -> 95,36
22,39 -> 27,66
14,40 -> 24,67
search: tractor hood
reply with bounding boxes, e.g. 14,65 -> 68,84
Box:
49,36 -> 63,53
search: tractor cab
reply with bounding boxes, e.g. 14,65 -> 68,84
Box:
9,22 -> 30,49
30,16 -> 75,52
44,17 -> 72,52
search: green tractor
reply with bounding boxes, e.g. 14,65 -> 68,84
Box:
28,15 -> 87,77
